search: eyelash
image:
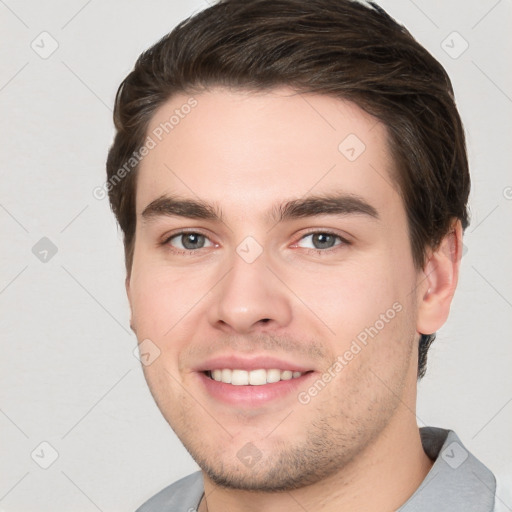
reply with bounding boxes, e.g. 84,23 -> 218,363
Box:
161,229 -> 350,256
296,230 -> 350,255
161,230 -> 215,256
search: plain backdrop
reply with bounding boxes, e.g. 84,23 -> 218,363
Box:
1,1 -> 511,511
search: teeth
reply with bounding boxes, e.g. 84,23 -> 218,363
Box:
266,369 -> 281,383
221,369 -> 232,384
231,369 -> 249,385
249,369 -> 267,386
209,368 -> 304,385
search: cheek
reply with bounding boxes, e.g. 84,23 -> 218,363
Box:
306,298 -> 416,419
130,263 -> 206,336
287,250 -> 418,379
289,259 -> 406,341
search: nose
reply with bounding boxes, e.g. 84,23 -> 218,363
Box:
208,251 -> 293,334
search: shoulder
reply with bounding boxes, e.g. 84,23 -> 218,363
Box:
135,471 -> 204,512
399,427 -> 498,511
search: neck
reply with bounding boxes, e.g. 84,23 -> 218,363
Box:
199,411 -> 434,512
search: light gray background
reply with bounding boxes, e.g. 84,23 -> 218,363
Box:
0,1 -> 511,511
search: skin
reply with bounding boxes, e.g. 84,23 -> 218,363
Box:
126,87 -> 462,512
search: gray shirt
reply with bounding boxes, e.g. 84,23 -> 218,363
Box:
135,427 -> 497,511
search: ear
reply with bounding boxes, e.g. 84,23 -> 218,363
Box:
416,219 -> 463,336
125,274 -> 136,334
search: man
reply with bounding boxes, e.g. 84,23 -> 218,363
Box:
106,0 -> 499,510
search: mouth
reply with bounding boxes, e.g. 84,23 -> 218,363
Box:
195,357 -> 316,407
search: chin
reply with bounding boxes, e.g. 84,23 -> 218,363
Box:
185,435 -> 349,492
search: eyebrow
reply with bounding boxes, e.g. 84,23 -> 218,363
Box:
270,193 -> 379,223
141,192 -> 379,224
142,194 -> 221,222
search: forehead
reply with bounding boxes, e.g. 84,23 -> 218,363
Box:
136,87 -> 401,222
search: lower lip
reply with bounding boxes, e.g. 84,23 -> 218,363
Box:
197,372 -> 315,407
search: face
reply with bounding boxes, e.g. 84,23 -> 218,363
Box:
127,87 -> 428,490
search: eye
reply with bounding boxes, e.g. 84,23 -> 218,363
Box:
165,231 -> 215,251
296,232 -> 346,251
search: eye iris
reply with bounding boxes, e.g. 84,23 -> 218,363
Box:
182,233 -> 205,250
312,233 -> 336,249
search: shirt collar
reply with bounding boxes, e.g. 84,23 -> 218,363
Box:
397,426 -> 496,511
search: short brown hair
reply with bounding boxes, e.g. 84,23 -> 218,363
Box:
106,0 -> 470,378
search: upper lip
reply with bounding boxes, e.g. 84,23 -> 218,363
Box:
193,354 -> 314,373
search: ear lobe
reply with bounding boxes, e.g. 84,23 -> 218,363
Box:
416,220 -> 463,336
